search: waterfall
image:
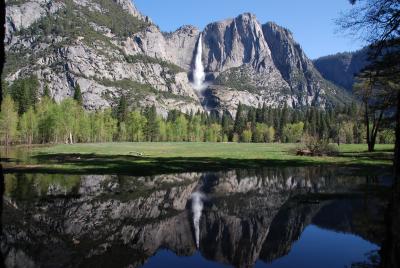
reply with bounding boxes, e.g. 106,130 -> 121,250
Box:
192,34 -> 206,91
191,191 -> 204,248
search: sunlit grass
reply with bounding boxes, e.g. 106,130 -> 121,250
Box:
2,143 -> 394,175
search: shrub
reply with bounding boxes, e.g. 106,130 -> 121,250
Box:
242,130 -> 252,143
299,134 -> 338,156
232,133 -> 240,143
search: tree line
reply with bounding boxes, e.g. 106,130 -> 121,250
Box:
0,78 -> 395,146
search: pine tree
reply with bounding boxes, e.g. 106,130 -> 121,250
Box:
73,84 -> 83,106
221,111 -> 232,139
256,104 -> 263,123
279,104 -> 289,136
43,84 -> 51,98
10,76 -> 39,115
144,104 -> 159,141
234,103 -> 246,136
261,103 -> 268,123
116,94 -> 128,123
247,107 -> 257,135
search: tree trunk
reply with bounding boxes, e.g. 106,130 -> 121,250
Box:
365,102 -> 373,152
368,140 -> 376,152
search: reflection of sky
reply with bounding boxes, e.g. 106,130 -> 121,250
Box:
142,250 -> 231,268
258,225 -> 378,268
142,225 -> 378,268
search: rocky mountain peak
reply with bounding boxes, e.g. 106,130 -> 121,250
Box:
202,12 -> 272,72
167,25 -> 199,36
262,21 -> 348,107
114,0 -> 150,22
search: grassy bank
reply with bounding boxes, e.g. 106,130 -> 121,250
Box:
1,143 -> 394,175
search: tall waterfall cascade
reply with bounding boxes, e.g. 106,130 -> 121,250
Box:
192,34 -> 206,91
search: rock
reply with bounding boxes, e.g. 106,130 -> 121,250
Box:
262,22 -> 349,107
202,13 -> 273,72
5,0 -> 64,44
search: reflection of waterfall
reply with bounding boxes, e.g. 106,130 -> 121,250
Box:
192,34 -> 206,91
191,191 -> 204,248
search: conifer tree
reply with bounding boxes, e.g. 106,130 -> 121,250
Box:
144,104 -> 159,142
10,76 -> 39,115
234,103 -> 246,136
221,111 -> 232,139
116,94 -> 128,123
73,84 -> 83,106
43,84 -> 51,98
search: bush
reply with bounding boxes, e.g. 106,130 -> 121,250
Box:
299,134 -> 339,156
232,133 -> 240,143
242,130 -> 252,143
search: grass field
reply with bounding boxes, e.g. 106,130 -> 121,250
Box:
1,143 -> 394,175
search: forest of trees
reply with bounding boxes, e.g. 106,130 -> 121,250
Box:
0,76 -> 395,146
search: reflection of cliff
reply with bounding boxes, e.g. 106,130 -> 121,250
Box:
1,167 -> 389,268
312,198 -> 387,245
260,200 -> 324,263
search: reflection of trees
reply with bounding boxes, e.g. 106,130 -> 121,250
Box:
0,164 -> 5,267
380,183 -> 400,268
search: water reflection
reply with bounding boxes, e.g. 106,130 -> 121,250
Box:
0,167 -> 393,268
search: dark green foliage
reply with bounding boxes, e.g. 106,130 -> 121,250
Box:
214,67 -> 258,93
19,0 -> 147,40
83,0 -> 148,39
234,103 -> 246,135
9,76 -> 39,115
221,111 -> 233,138
124,54 -> 184,74
73,84 -> 83,106
144,104 -> 159,142
115,94 -> 128,123
43,84 -> 51,98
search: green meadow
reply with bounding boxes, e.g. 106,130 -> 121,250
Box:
2,143 -> 394,175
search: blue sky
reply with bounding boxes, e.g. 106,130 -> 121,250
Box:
134,0 -> 365,59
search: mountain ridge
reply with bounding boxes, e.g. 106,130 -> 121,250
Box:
313,47 -> 370,92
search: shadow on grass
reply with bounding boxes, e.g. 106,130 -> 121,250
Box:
2,152 -> 393,176
338,151 -> 394,160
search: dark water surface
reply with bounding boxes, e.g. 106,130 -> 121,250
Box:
0,167 -> 393,268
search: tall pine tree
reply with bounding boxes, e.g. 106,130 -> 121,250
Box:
144,104 -> 159,142
234,103 -> 246,136
73,84 -> 83,106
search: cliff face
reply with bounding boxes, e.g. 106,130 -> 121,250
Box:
313,47 -> 369,92
4,0 -> 351,116
262,22 -> 348,107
